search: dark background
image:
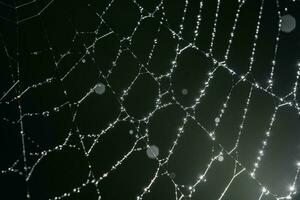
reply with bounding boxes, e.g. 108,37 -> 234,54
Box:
1,0 -> 300,199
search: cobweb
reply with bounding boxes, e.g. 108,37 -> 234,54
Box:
1,0 -> 300,199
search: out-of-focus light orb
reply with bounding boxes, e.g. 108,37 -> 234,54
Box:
169,172 -> 176,179
181,88 -> 188,95
94,83 -> 106,95
215,117 -> 220,123
281,14 -> 296,33
129,129 -> 134,135
146,145 -> 159,159
218,155 -> 224,162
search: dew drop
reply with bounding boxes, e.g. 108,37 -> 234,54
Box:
218,155 -> 224,162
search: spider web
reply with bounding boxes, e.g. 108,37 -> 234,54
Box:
1,0 -> 300,199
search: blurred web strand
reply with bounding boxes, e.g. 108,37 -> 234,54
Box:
0,0 -> 300,200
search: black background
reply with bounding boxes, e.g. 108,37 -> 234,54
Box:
1,0 -> 300,199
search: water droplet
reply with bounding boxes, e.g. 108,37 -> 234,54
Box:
218,155 -> 224,162
42,111 -> 49,117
